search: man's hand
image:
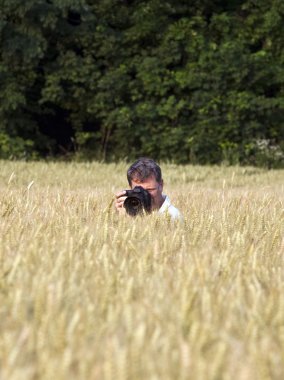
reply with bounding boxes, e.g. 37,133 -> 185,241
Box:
115,190 -> 127,213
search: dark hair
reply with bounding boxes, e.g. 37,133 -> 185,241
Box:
127,157 -> 162,186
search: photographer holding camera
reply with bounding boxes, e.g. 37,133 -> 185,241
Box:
115,158 -> 182,220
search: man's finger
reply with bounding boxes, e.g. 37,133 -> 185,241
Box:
117,197 -> 127,206
115,195 -> 127,210
115,190 -> 126,199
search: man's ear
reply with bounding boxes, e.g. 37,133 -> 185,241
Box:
160,179 -> 164,191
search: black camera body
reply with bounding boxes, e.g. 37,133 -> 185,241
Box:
124,186 -> 152,216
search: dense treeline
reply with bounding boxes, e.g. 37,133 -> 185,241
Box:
1,0 -> 284,166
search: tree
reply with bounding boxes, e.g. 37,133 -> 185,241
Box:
0,0 -> 283,166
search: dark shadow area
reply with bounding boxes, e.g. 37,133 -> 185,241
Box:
36,106 -> 75,156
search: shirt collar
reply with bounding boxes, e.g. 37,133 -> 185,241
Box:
159,194 -> 171,213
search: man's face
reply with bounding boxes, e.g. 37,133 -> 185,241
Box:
130,175 -> 164,210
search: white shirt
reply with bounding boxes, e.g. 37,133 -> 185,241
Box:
158,195 -> 182,220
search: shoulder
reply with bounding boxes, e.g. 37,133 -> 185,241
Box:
159,195 -> 183,220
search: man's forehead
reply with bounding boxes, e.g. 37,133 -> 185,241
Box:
132,175 -> 157,184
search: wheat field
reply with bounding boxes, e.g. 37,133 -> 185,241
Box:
0,160 -> 283,380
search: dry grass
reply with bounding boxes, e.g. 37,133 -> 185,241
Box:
0,161 -> 283,380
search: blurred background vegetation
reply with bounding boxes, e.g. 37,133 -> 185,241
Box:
0,0 -> 284,166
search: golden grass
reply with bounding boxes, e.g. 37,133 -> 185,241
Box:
0,161 -> 284,380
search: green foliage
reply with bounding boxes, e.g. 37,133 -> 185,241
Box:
0,132 -> 37,159
0,0 -> 283,165
244,139 -> 284,169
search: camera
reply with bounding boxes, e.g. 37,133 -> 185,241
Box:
123,186 -> 152,216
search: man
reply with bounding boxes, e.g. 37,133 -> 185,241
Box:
115,157 -> 182,220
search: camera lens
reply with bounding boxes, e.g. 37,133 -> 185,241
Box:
124,196 -> 143,216
129,198 -> 140,209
